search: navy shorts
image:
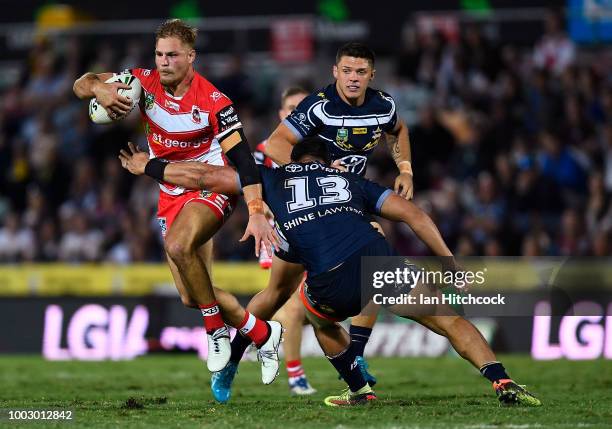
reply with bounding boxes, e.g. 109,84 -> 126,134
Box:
302,236 -> 396,321
275,246 -> 301,264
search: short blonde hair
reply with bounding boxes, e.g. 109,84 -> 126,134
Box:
156,19 -> 197,48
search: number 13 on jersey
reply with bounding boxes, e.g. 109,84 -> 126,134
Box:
285,176 -> 352,213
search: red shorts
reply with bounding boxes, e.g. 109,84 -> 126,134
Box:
157,190 -> 236,237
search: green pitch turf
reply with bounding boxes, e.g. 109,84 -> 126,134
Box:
0,355 -> 609,428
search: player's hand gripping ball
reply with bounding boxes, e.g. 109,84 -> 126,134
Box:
89,72 -> 141,124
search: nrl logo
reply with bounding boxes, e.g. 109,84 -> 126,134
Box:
200,190 -> 213,199
335,127 -> 354,150
144,92 -> 155,110
336,127 -> 348,144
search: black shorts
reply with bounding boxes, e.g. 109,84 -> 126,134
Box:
302,236 -> 396,321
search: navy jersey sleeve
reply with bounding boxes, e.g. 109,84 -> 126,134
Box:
237,165 -> 275,194
378,90 -> 398,133
257,164 -> 276,193
354,175 -> 393,215
282,92 -> 325,140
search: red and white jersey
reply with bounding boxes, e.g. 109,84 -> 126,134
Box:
130,68 -> 242,196
253,139 -> 279,169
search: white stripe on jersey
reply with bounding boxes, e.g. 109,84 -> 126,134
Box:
146,103 -> 210,133
156,138 -> 224,195
307,96 -> 395,127
317,134 -> 335,143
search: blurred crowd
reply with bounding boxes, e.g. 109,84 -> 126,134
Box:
379,12 -> 612,258
0,11 -> 610,263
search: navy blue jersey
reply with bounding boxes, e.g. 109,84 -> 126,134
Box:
258,162 -> 393,276
283,84 -> 398,175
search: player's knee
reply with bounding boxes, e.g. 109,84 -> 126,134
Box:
165,236 -> 195,264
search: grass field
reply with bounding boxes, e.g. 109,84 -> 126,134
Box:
0,355 -> 610,428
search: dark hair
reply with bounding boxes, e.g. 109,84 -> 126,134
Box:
335,42 -> 375,67
290,137 -> 331,165
156,19 -> 197,48
281,86 -> 308,105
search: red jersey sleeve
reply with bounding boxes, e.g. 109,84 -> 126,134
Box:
208,92 -> 242,142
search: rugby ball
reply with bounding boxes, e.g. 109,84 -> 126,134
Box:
89,72 -> 142,124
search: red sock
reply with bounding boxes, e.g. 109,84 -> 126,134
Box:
286,360 -> 305,379
198,302 -> 225,333
237,312 -> 270,347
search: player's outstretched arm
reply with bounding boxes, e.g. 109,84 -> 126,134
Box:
166,163 -> 239,194
73,72 -> 133,118
385,119 -> 414,199
119,143 -> 239,194
379,194 -> 452,258
264,122 -> 300,166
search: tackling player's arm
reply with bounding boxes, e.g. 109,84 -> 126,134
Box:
73,72 -> 133,118
385,119 -> 414,200
165,162 -> 239,195
360,176 -> 451,260
119,143 -> 238,193
380,194 -> 452,259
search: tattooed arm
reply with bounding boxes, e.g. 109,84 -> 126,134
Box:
385,119 -> 413,199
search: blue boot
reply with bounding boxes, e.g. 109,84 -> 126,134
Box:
211,361 -> 238,403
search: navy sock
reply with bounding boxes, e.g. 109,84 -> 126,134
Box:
229,332 -> 252,363
479,362 -> 510,382
349,325 -> 372,357
327,344 -> 367,392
